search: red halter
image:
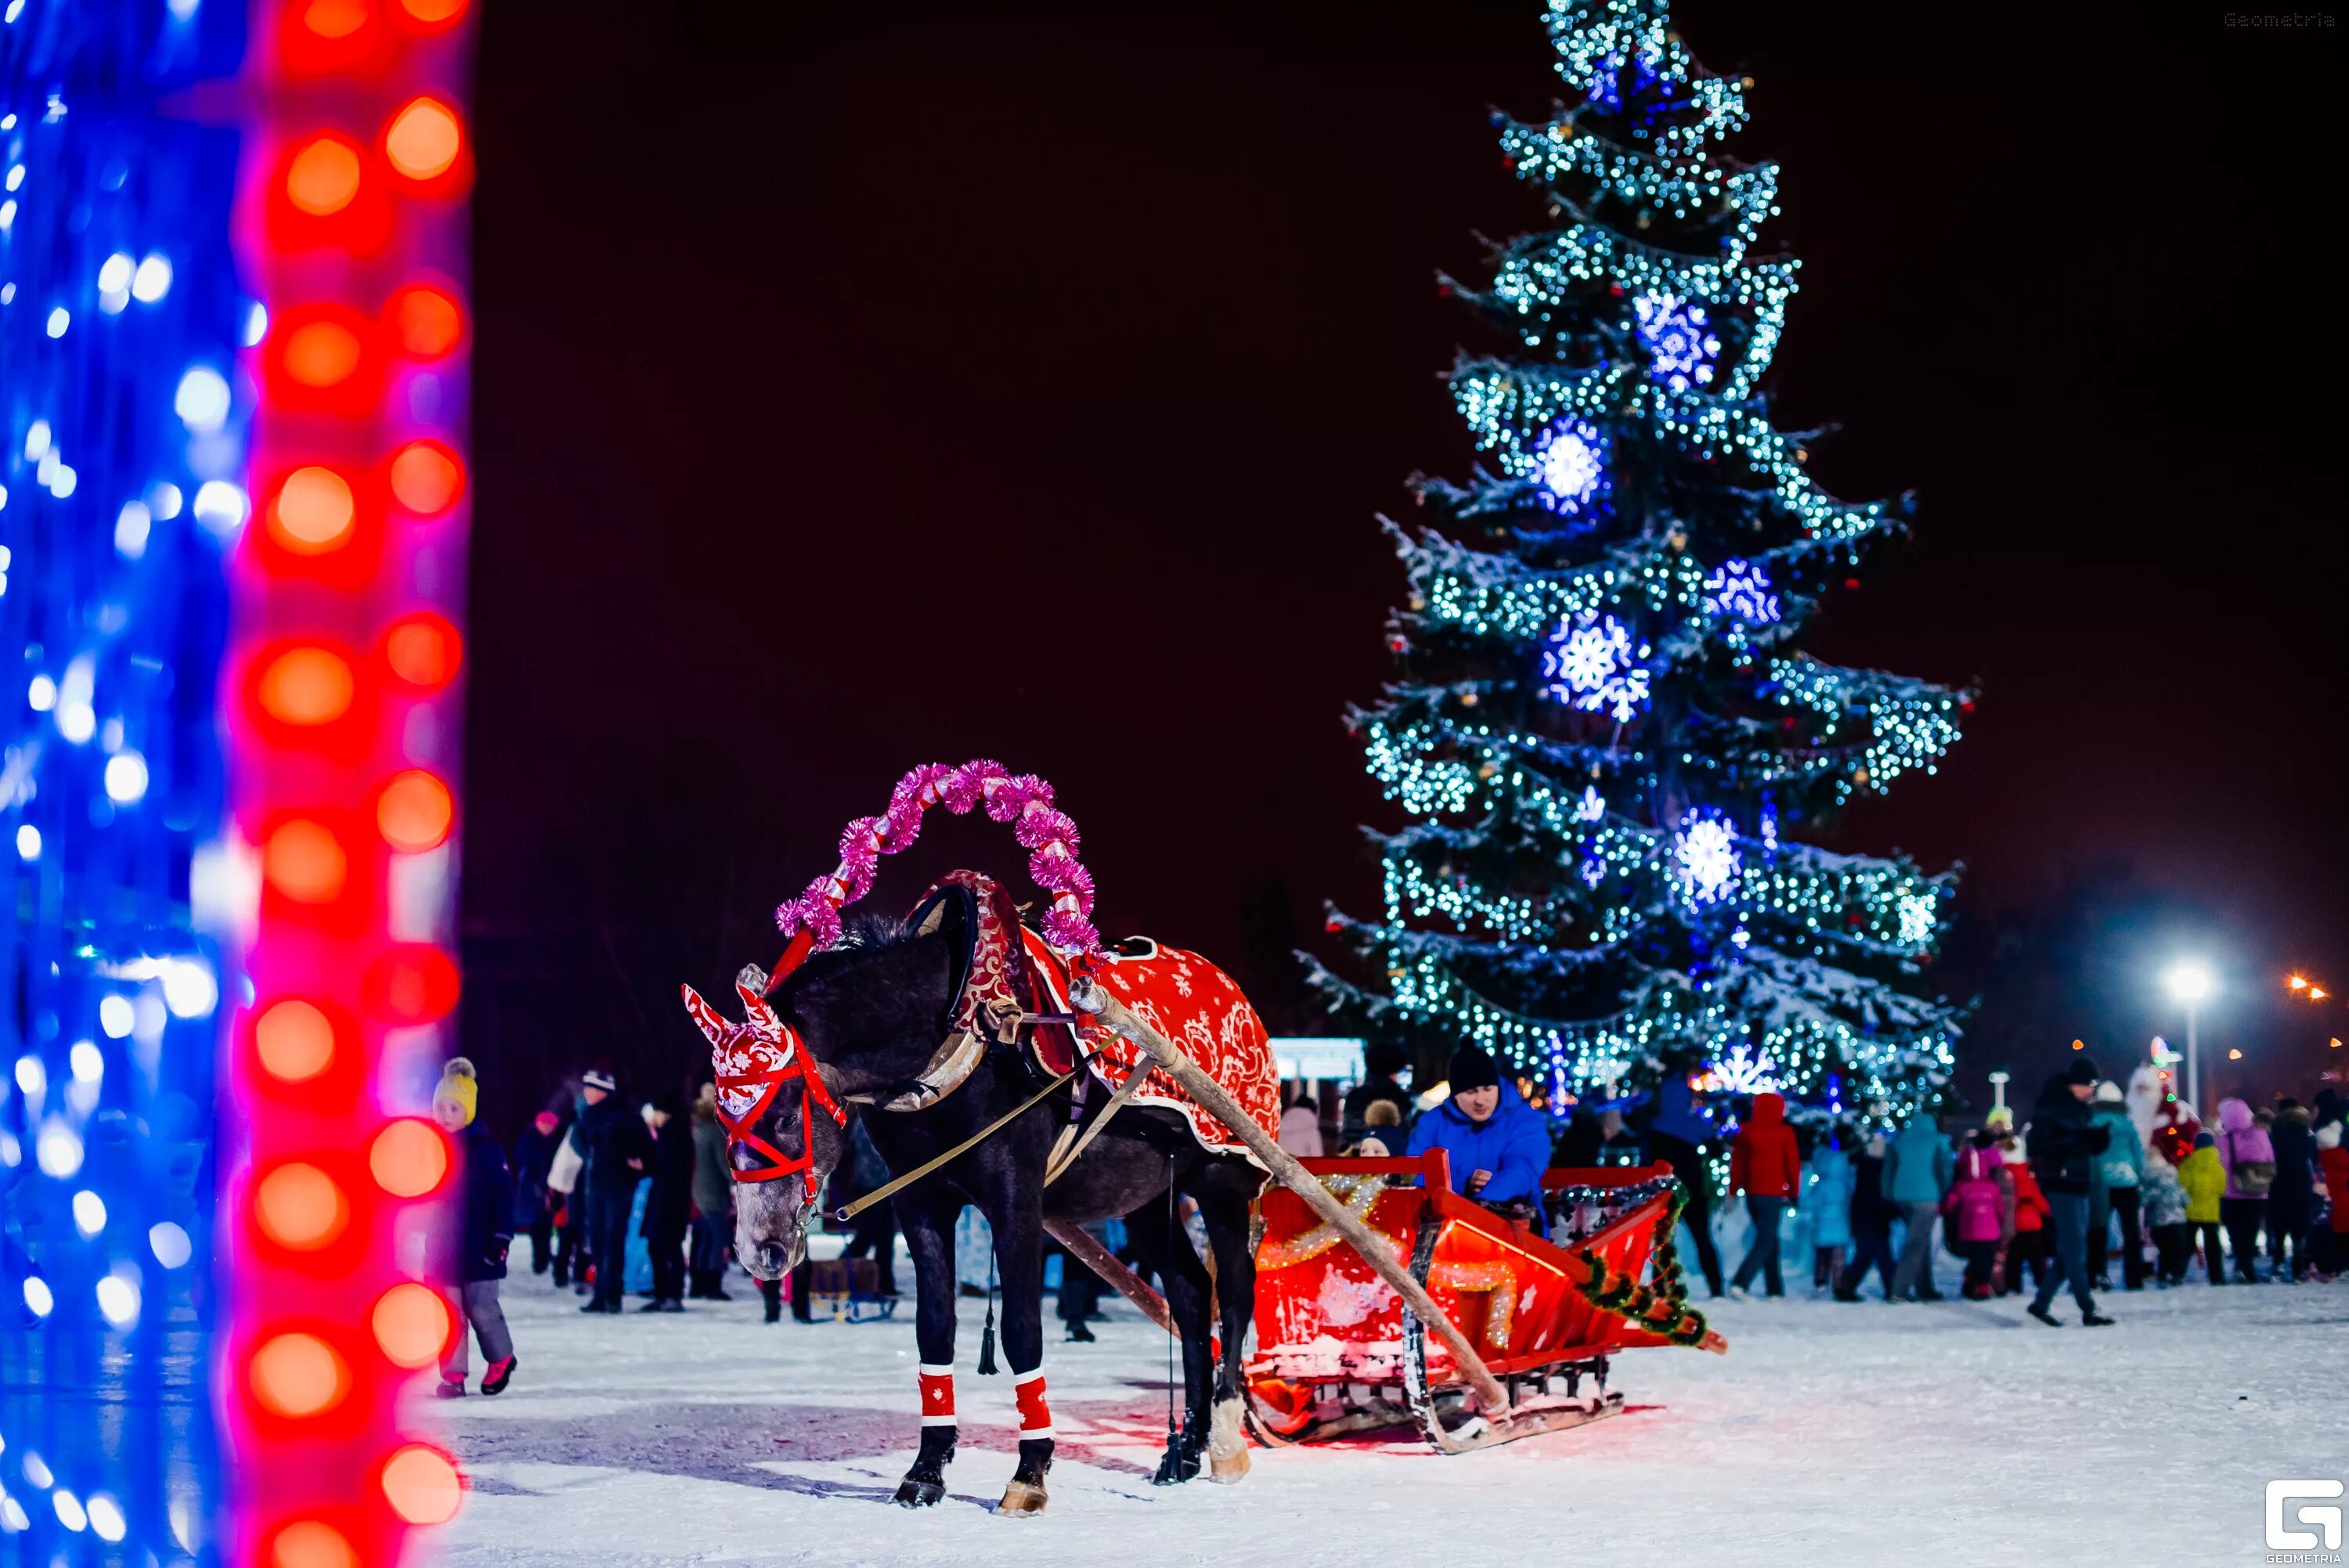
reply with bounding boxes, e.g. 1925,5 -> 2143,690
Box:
682,981 -> 847,1200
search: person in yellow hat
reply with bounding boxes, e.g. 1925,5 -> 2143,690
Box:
431,1058 -> 519,1396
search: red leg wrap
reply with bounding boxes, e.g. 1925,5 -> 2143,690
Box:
918,1366 -> 955,1427
1013,1369 -> 1052,1440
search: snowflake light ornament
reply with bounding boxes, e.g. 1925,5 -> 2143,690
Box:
1705,558 -> 1781,625
1532,418 -> 1608,517
1709,1043 -> 1781,1096
1575,785 -> 1606,823
1897,892 -> 1938,946
1633,292 -> 1721,391
1540,611 -> 1652,723
1672,810 -> 1741,904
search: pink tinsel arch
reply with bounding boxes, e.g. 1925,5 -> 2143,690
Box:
774,759 -> 1101,956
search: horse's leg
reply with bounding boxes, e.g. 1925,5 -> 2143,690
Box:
1124,1177 -> 1216,1485
976,1177 -> 1053,1516
894,1188 -> 962,1509
1193,1158 -> 1260,1483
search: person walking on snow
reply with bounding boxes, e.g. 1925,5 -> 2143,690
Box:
1883,1112 -> 1953,1302
2087,1080 -> 2146,1291
2315,1119 -> 2349,1281
1943,1130 -> 2012,1299
2267,1099 -> 2317,1281
1405,1046 -> 1553,1235
510,1108 -> 562,1276
430,1059 -> 518,1397
2000,1140 -> 2051,1296
1644,1054 -> 1724,1298
2177,1130 -> 2229,1283
1727,1092 -> 1801,1298
688,1083 -> 734,1300
2214,1097 -> 2275,1284
576,1067 -> 647,1313
1802,1131 -> 1855,1294
2025,1058 -> 2113,1326
639,1093 -> 695,1311
2140,1147 -> 2192,1285
1836,1130 -> 1898,1301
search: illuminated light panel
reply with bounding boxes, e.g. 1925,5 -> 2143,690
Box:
370,1284 -> 453,1368
382,98 -> 464,182
388,439 -> 465,514
284,136 -> 365,216
254,1000 -> 337,1082
249,1332 -> 352,1418
252,1164 -> 350,1251
263,819 -> 351,903
366,1119 -> 448,1198
380,1446 -> 464,1525
270,466 -> 359,553
377,770 -> 453,851
257,645 -> 359,725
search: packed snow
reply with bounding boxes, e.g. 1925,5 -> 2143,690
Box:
429,1252 -> 2345,1568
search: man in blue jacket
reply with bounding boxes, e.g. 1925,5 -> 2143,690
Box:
1407,1046 -> 1552,1236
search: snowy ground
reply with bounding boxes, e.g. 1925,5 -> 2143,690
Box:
428,1257 -> 2346,1568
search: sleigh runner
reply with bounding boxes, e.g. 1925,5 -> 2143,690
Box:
1247,1155 -> 1722,1452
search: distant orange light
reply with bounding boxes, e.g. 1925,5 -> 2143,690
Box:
270,467 -> 357,553
285,136 -> 363,216
254,1000 -> 336,1083
377,770 -> 453,852
264,819 -> 348,903
254,1163 -> 348,1250
2332,1038 -> 2343,1049
302,0 -> 370,37
271,1519 -> 359,1568
384,98 -> 463,182
2228,1048 -> 2243,1061
372,1282 -> 454,1368
370,1118 -> 449,1198
2070,1040 -> 2084,1051
390,285 -> 465,359
249,1332 -> 350,1418
385,613 -> 464,688
381,1444 -> 464,1525
257,646 -> 356,726
388,441 -> 464,515
282,320 -> 364,388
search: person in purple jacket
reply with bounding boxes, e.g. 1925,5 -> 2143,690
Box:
2214,1098 -> 2276,1284
1408,1045 -> 1553,1236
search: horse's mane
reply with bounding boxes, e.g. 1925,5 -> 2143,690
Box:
770,910 -> 939,1015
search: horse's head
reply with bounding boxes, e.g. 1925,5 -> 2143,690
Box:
684,918 -> 955,1279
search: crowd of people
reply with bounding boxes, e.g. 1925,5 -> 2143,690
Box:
425,1044 -> 2349,1392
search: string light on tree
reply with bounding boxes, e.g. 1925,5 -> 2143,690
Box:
1313,0 -> 1966,1129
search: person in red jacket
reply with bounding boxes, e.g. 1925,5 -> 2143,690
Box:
2000,1141 -> 2052,1296
2315,1120 -> 2347,1281
1727,1092 -> 1802,1298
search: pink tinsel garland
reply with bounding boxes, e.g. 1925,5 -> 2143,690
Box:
774,759 -> 1102,954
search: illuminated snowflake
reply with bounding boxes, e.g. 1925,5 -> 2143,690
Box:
1540,612 -> 1651,723
1673,811 -> 1741,904
1581,856 -> 1605,888
1897,892 -> 1937,946
1575,786 -> 1606,823
1711,1044 -> 1780,1095
1633,292 -> 1721,391
1533,418 -> 1607,517
1705,558 -> 1780,624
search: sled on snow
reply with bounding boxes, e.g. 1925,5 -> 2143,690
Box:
1243,1153 -> 1723,1453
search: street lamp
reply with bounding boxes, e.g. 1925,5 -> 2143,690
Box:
2163,961 -> 2217,1120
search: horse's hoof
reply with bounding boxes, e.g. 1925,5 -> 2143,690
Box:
894,1478 -> 945,1509
1207,1397 -> 1250,1483
998,1480 -> 1048,1516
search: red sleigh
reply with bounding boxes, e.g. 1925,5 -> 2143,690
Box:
1244,1153 -> 1725,1452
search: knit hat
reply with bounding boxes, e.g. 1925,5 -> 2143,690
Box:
2193,1130 -> 2217,1149
434,1058 -> 478,1125
2318,1121 -> 2342,1152
581,1068 -> 617,1093
2064,1056 -> 2100,1087
1445,1044 -> 1499,1096
2092,1080 -> 2123,1104
533,1110 -> 559,1135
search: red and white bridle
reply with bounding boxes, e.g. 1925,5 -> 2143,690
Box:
680,981 -> 847,1199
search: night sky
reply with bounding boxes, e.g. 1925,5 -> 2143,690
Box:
458,1 -> 2346,1130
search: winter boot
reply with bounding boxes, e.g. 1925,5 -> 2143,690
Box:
2080,1310 -> 2116,1327
433,1379 -> 467,1398
481,1355 -> 517,1395
2026,1303 -> 2060,1326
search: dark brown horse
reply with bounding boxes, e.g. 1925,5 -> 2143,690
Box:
694,901 -> 1266,1516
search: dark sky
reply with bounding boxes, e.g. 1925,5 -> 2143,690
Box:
460,0 -> 2346,1123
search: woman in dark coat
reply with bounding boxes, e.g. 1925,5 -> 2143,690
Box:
640,1094 -> 696,1310
688,1083 -> 734,1299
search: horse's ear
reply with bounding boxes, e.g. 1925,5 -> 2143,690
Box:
680,984 -> 730,1048
735,982 -> 784,1038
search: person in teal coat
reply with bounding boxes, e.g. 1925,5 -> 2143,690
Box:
2087,1082 -> 2147,1290
1883,1116 -> 1954,1301
1802,1133 -> 1856,1292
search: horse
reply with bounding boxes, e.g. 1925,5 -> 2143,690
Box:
684,876 -> 1272,1516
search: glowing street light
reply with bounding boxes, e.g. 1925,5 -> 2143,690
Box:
2162,961 -> 2217,1120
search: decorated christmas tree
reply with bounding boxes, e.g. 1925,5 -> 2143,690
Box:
1312,0 -> 1967,1126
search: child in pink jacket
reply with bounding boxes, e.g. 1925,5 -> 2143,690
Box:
1944,1130 -> 2014,1299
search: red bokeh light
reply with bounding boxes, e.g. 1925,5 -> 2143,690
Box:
387,441 -> 465,515
385,283 -> 466,359
381,613 -> 464,689
267,305 -> 384,415
361,945 -> 460,1024
380,97 -> 470,194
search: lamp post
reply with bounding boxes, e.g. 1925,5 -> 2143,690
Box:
1987,1070 -> 2010,1119
2162,961 -> 2217,1122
